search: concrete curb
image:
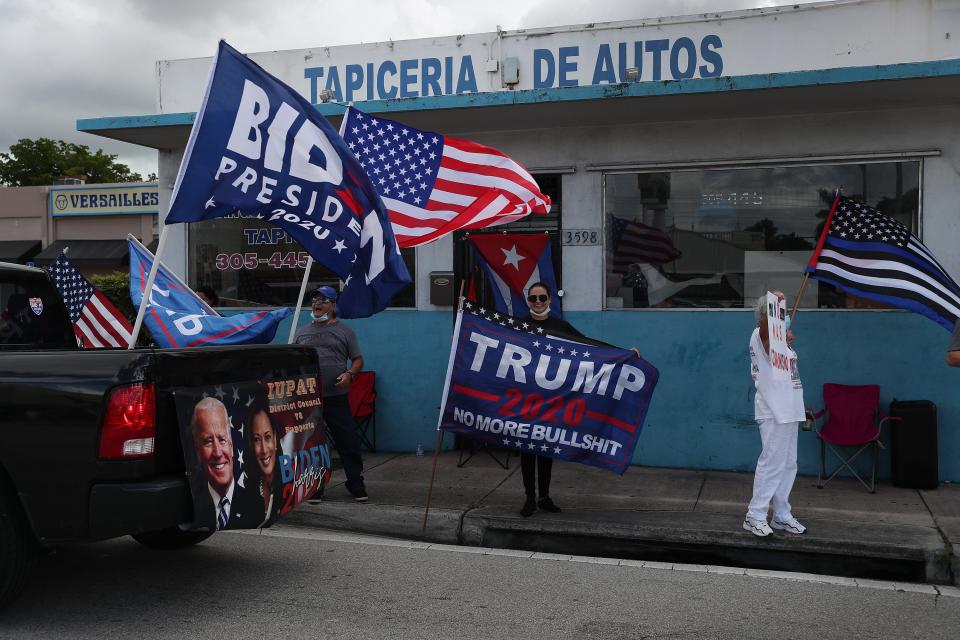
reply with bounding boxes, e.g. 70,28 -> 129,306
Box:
282,501 -> 463,545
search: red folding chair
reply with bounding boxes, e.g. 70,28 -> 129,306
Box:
809,383 -> 901,493
348,371 -> 377,453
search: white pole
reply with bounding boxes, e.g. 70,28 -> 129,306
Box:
287,255 -> 314,344
128,225 -> 169,349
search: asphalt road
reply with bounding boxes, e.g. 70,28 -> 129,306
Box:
1,525 -> 958,639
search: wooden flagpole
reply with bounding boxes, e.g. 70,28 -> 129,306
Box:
422,281 -> 466,536
790,189 -> 842,324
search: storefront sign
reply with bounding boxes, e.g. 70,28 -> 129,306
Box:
49,184 -> 159,217
154,1 -> 959,112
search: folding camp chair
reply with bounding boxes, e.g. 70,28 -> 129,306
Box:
809,383 -> 901,493
348,371 -> 377,452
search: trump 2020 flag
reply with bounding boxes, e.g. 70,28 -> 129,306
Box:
437,303 -> 659,474
165,40 -> 410,318
128,236 -> 291,347
806,196 -> 960,331
340,107 -> 551,248
468,233 -> 561,318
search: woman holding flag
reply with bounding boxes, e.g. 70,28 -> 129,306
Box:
519,282 -> 584,517
743,291 -> 807,537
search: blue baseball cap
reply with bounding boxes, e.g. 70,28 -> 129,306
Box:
311,285 -> 338,302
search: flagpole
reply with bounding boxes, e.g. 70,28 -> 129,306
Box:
791,192 -> 842,323
128,225 -> 169,349
287,255 -> 314,344
422,282 -> 465,536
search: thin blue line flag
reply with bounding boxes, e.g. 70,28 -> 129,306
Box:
164,40 -> 411,318
128,236 -> 291,347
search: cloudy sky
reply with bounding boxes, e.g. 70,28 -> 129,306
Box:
0,0 -> 815,179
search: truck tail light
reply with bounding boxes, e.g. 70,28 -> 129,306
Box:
98,383 -> 157,459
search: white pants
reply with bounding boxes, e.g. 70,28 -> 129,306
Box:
746,418 -> 799,522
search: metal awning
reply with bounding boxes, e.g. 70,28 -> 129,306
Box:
0,240 -> 42,264
32,239 -> 128,266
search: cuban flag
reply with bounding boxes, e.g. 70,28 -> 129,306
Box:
128,236 -> 291,348
468,233 -> 561,318
164,40 -> 411,318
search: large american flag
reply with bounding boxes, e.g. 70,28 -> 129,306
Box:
48,252 -> 133,348
609,215 -> 682,273
807,196 -> 960,331
340,107 -> 550,248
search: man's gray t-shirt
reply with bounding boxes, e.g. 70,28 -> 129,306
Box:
294,320 -> 362,397
950,320 -> 960,353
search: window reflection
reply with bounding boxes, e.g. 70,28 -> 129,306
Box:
189,216 -> 415,308
604,162 -> 919,309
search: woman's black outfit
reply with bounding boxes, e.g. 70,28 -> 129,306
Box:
521,314 -> 584,516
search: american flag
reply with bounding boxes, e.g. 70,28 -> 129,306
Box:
48,252 -> 133,348
340,107 -> 550,248
807,196 -> 960,331
609,215 -> 682,273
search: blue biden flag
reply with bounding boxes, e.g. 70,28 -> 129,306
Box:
437,303 -> 659,474
129,236 -> 291,348
165,40 -> 410,318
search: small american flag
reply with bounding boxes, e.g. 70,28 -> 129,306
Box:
807,196 -> 960,331
609,215 -> 682,273
48,252 -> 133,348
340,107 -> 550,247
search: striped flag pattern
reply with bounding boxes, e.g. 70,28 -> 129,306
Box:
340,107 -> 550,247
806,196 -> 960,331
609,215 -> 682,273
48,252 -> 133,347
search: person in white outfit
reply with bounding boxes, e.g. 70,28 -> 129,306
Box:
743,291 -> 808,537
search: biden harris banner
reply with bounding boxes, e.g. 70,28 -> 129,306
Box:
173,374 -> 330,531
165,40 -> 411,318
437,302 -> 659,474
129,236 -> 291,347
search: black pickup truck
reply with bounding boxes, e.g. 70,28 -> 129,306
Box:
0,261 -> 321,608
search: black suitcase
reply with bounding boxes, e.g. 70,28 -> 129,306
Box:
889,400 -> 938,490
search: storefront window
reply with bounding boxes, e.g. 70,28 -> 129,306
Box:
189,215 -> 415,308
603,161 -> 920,309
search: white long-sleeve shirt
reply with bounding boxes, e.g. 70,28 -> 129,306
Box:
749,327 -> 805,424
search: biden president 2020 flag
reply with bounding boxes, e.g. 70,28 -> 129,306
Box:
437,303 -> 659,474
165,40 -> 410,318
129,236 -> 291,347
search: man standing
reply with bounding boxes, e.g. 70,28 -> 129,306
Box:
294,286 -> 368,502
948,320 -> 960,367
190,397 -> 259,529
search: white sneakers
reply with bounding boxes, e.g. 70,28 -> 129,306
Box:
742,518 -> 773,537
771,516 -> 807,534
743,516 -> 807,536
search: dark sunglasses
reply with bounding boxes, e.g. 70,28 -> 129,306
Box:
527,294 -> 549,303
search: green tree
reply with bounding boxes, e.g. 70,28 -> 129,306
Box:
0,138 -> 144,186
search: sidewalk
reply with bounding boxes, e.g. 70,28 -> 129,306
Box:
285,451 -> 960,585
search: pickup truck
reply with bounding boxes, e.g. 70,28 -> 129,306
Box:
0,261 -> 323,609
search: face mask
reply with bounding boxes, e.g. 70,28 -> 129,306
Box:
311,312 -> 328,322
530,308 -> 550,319
785,315 -> 792,331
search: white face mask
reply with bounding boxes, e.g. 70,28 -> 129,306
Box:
311,312 -> 328,322
530,308 -> 550,319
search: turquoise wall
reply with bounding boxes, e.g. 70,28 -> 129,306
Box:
261,309 -> 959,481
